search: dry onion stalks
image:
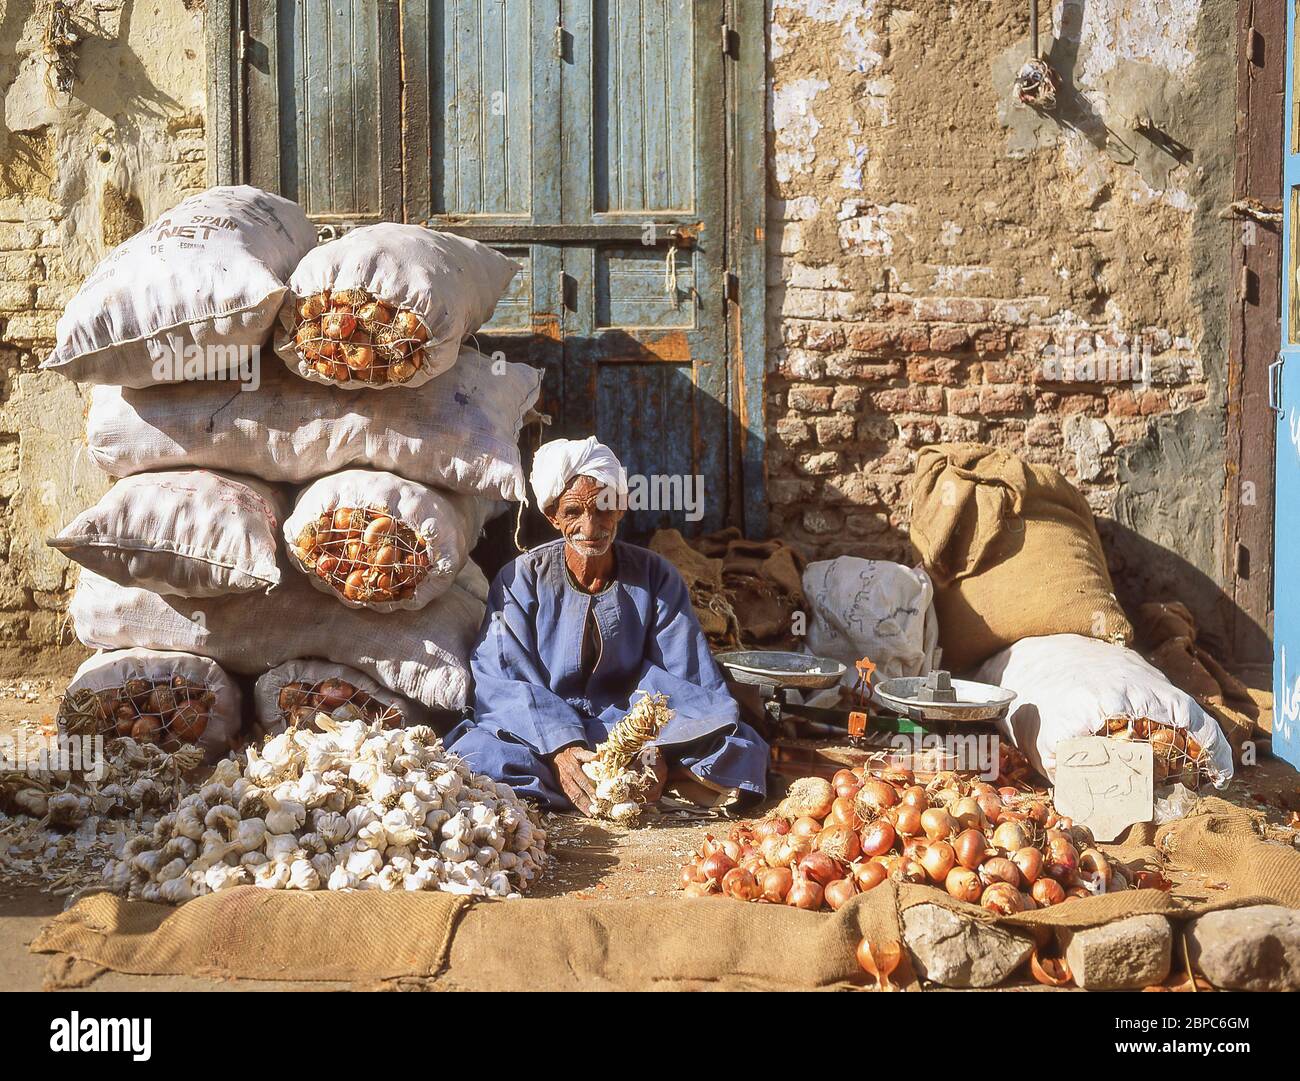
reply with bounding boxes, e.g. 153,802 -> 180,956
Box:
678,766 -> 1151,914
58,676 -> 213,748
581,692 -> 674,823
292,506 -> 431,605
99,717 -> 547,903
289,288 -> 429,386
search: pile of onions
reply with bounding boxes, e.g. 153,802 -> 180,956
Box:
677,768 -> 1140,914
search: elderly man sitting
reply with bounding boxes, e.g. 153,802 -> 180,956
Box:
448,437 -> 768,813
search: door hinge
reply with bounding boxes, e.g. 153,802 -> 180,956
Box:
721,23 -> 738,59
554,19 -> 569,61
238,29 -> 250,64
1246,26 -> 1264,66
559,272 -> 576,312
1269,352 -> 1284,415
725,272 -> 740,304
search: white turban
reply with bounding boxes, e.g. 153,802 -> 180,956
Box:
530,436 -> 627,512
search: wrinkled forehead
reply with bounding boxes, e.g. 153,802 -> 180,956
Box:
554,474 -> 616,510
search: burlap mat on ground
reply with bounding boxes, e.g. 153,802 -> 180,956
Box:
30,799 -> 1300,990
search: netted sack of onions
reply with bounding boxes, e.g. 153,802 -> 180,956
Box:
678,768 -> 1151,914
100,717 -> 547,904
274,223 -> 518,389
284,470 -> 485,611
252,659 -> 430,738
57,649 -> 242,763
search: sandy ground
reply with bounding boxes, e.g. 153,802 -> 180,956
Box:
3,677 -> 1298,991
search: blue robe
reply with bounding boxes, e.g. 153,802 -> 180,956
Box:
448,538 -> 768,809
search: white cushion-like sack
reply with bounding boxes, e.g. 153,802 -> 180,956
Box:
85,347 -> 542,501
974,634 -> 1233,786
802,558 -> 939,685
284,469 -> 487,611
43,186 -> 316,388
49,470 -> 285,597
70,566 -> 484,711
274,223 -> 518,389
61,648 -> 242,762
252,659 -> 432,739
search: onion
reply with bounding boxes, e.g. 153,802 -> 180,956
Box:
1025,800 -> 1050,825
816,825 -> 862,864
722,866 -> 762,901
891,857 -> 927,884
757,866 -> 793,903
1032,877 -> 1066,906
981,881 -> 1024,915
970,781 -> 998,798
721,839 -> 744,863
798,850 -> 844,887
980,856 -> 1021,889
997,786 -> 1020,800
919,840 -> 956,883
679,862 -> 702,888
900,784 -> 929,809
852,861 -> 888,892
976,792 -> 1004,824
1011,846 -> 1043,884
827,796 -> 862,828
894,805 -> 923,837
754,816 -> 791,840
792,816 -> 823,840
853,778 -> 899,819
991,821 -> 1029,853
920,807 -> 957,841
824,877 -> 859,911
783,776 -> 835,820
951,796 -> 986,831
1046,835 -> 1079,882
787,874 -> 824,910
859,819 -> 896,858
832,768 -> 860,799
700,850 -> 736,886
953,828 -> 987,870
945,866 -> 982,903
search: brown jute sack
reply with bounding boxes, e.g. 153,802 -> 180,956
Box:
32,799 -> 1300,990
909,443 -> 1132,672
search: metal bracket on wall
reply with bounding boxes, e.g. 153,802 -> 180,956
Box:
1269,353 -> 1285,416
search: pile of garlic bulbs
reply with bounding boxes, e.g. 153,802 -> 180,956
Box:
100,718 -> 547,904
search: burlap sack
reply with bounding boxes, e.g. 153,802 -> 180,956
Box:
85,348 -> 543,502
284,470 -> 486,611
974,633 -> 1234,785
43,186 -> 316,388
909,443 -> 1132,672
49,470 -> 285,597
63,648 -> 242,762
30,799 -> 1300,990
69,565 -> 485,711
251,659 -> 432,738
275,224 -> 519,388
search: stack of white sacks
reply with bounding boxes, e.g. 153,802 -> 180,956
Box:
43,186 -> 541,760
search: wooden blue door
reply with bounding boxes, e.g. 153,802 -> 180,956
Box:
1274,4 -> 1300,769
235,0 -> 763,539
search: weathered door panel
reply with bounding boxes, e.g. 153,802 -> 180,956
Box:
1274,5 -> 1300,769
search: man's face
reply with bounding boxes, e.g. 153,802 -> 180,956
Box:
545,475 -> 624,557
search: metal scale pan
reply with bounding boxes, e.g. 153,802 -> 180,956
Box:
872,670 -> 1016,726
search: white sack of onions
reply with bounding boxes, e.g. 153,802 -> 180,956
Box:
284,470 -> 486,611
253,659 -> 432,738
69,564 -> 485,711
49,470 -> 286,598
974,634 -> 1234,786
42,186 -> 316,388
85,348 -> 542,502
99,718 -> 547,904
58,649 -> 243,763
274,223 -> 519,389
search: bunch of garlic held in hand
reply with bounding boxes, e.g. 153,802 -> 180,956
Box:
581,692 -> 674,824
100,717 -> 547,904
291,288 -> 429,385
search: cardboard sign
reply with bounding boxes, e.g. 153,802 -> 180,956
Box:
1052,737 -> 1153,842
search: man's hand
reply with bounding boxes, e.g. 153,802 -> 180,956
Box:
550,745 -> 598,813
